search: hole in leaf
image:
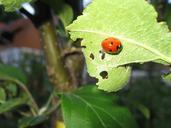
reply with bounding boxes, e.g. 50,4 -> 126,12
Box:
90,53 -> 94,60
100,71 -> 108,79
81,46 -> 86,48
99,50 -> 102,53
101,53 -> 105,60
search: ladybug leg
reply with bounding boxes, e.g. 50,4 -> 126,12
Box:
99,49 -> 105,60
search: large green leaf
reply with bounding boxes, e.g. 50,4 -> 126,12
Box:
0,0 -> 31,11
61,85 -> 138,128
67,0 -> 171,91
0,64 -> 27,84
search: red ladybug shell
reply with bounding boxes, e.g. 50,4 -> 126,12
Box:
101,37 -> 122,54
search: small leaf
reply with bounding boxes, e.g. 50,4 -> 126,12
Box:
61,85 -> 138,128
0,97 -> 28,114
0,0 -> 32,11
162,73 -> 171,83
0,64 -> 27,84
67,0 -> 171,91
58,4 -> 74,27
0,87 -> 6,103
18,116 -> 47,128
131,101 -> 150,119
5,83 -> 18,97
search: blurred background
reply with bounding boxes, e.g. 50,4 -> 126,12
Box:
0,0 -> 171,128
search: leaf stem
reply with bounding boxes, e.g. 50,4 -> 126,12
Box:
0,77 -> 39,116
44,100 -> 61,116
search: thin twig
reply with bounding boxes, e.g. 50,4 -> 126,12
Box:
0,77 -> 39,116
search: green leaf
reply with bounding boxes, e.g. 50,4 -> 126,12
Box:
58,4 -> 74,27
0,0 -> 32,11
0,64 -> 27,84
5,82 -> 18,97
67,0 -> 171,91
44,0 -> 73,26
0,87 -> 6,103
97,66 -> 131,92
131,101 -> 150,119
162,73 -> 171,83
0,97 -> 28,114
18,116 -> 47,128
61,85 -> 138,128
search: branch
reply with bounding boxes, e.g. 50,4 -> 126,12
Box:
39,22 -> 71,91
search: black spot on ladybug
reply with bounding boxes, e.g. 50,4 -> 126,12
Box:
109,49 -> 113,52
101,53 -> 105,60
90,53 -> 94,60
110,42 -> 113,45
100,71 -> 108,79
116,46 -> 120,50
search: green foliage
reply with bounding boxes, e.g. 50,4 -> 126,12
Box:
18,116 -> 47,128
162,73 -> 171,83
5,82 -> 18,97
0,64 -> 27,84
120,76 -> 171,128
0,0 -> 31,11
67,0 -> 171,92
97,67 -> 131,92
0,97 -> 28,114
0,87 -> 6,103
58,3 -> 74,27
61,85 -> 138,128
130,101 -> 150,120
0,7 -> 21,22
44,0 -> 73,27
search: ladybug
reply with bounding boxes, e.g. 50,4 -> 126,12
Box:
101,37 -> 122,54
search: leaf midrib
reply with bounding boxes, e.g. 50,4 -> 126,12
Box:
69,29 -> 171,64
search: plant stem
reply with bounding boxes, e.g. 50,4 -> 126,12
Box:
0,77 -> 39,116
16,80 -> 39,116
44,100 -> 61,116
39,21 -> 71,91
